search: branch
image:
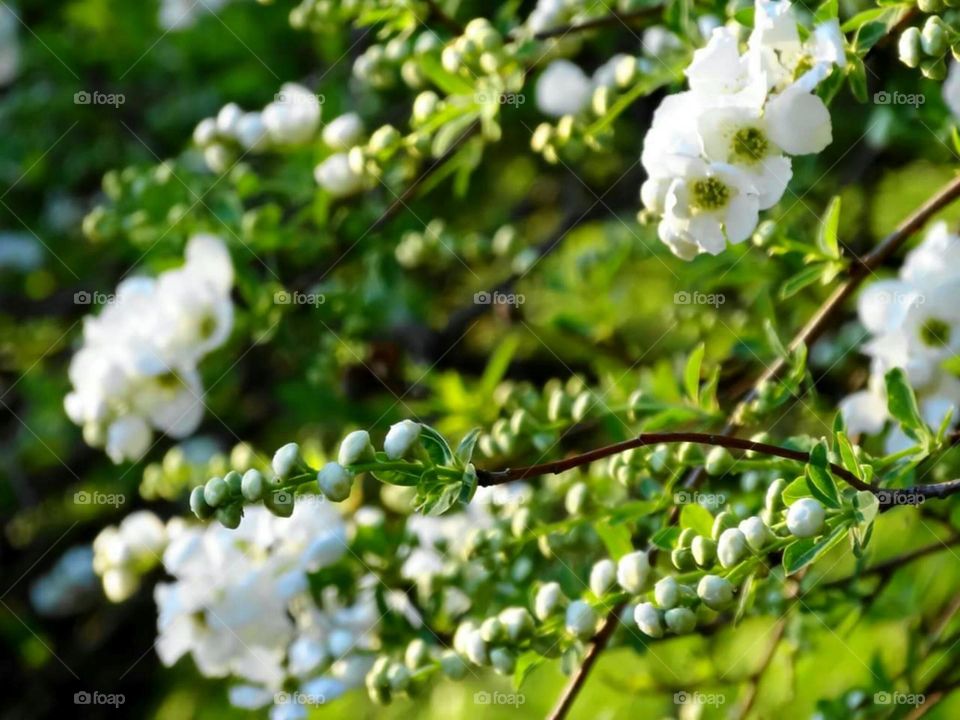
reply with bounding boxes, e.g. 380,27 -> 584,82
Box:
477,430 -> 875,492
422,0 -> 463,35
525,8 -> 664,41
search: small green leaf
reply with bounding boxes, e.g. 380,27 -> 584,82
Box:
684,342 -> 705,406
884,368 -> 927,440
813,0 -> 839,24
595,522 -> 634,560
846,56 -> 868,102
780,264 -> 825,299
854,490 -> 879,526
855,21 -> 888,51
651,526 -> 681,549
806,440 -> 841,508
782,524 -> 848,574
459,464 -> 478,504
680,503 -> 715,537
514,651 -> 544,690
817,196 -> 842,259
419,425 -> 455,466
455,428 -> 482,466
782,476 -> 811,505
835,431 -> 864,480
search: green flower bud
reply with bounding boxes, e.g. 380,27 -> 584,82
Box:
216,503 -> 242,530
441,46 -> 462,73
616,550 -> 650,593
318,461 -> 354,502
921,16 -> 949,56
510,408 -> 535,435
614,55 -> 638,87
480,617 -> 505,643
535,582 -> 566,620
664,607 -> 697,634
765,478 -> 787,511
677,442 -> 704,465
786,497 -> 825,538
241,469 -> 265,502
738,516 -> 771,551
511,507 -> 531,537
264,488 -> 295,517
917,0 -> 944,12
592,85 -> 611,116
627,388 -> 646,420
565,600 -> 598,639
717,528 -> 747,568
691,536 -> 716,568
531,123 -> 554,153
414,32 -> 441,56
190,485 -> 214,519
490,647 -> 516,675
203,477 -> 229,507
697,574 -> 734,609
547,388 -> 571,421
412,91 -> 440,124
565,482 -> 589,516
922,56 -> 947,80
705,446 -> 735,476
499,606 -> 535,642
369,125 -> 400,153
338,430 -> 375,465
672,546 -> 697,571
405,639 -> 429,670
633,601 -> 663,638
439,650 -> 467,679
589,558 -> 617,596
678,528 -> 696,548
223,470 -> 243,496
400,59 -> 424,88
570,391 -> 593,422
712,511 -> 737,540
654,576 -> 679,609
386,663 -> 410,692
899,27 -> 923,68
272,442 -> 303,480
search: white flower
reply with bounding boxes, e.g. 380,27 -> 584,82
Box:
383,420 -> 422,459
658,158 -> 760,259
105,416 -> 152,464
763,85 -> 833,156
697,574 -> 733,609
216,102 -> 243,136
322,113 -> 364,150
338,430 -> 373,466
235,112 -> 269,152
717,527 -> 747,568
314,153 -> 365,198
499,607 -> 534,642
589,559 -> 616,596
535,59 -> 592,117
786,498 -> 825,537
616,550 -> 650,593
317,462 -> 354,502
262,83 -> 321,145
565,600 -> 598,639
633,602 -> 663,638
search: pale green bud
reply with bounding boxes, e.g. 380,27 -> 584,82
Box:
664,607 -> 697,634
386,663 -> 410,692
616,550 -> 650,593
691,536 -> 716,567
404,639 -> 429,670
786,497 -> 825,538
384,420 -> 422,459
216,503 -> 242,530
697,575 -> 733,609
369,125 -> 400,153
565,600 -> 598,639
738,516 -> 771,551
241,469 -> 265,502
589,558 -> 617,596
921,16 -> 949,56
705,446 -> 735,476
480,617 -> 505,643
570,391 -> 593,422
317,461 -> 354,502
765,478 -> 787,510
272,442 -> 302,480
899,27 -> 923,68
717,528 -> 747,568
338,430 -> 374,465
412,91 -> 440,123
535,581 -> 566,620
499,606 -> 534,642
203,477 -> 229,507
439,650 -> 467,679
633,601 -> 663,638
712,511 -> 737,540
565,482 -> 589,515
190,486 -> 214,519
654,577 -> 679,609
490,647 -> 516,675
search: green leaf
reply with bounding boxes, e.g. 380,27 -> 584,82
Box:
853,490 -> 879,526
806,440 -> 841,508
813,0 -> 839,23
952,126 -> 960,158
782,524 -> 848,575
651,525 -> 681,550
513,651 -> 544,690
780,264 -> 825,299
855,21 -> 888,51
419,54 -> 475,96
835,431 -> 864,480
419,425 -> 455,466
841,7 -> 893,32
846,56 -> 868,102
764,319 -> 789,358
595,522 -> 634,560
884,368 -> 927,440
816,196 -> 842,259
459,464 -> 478,505
455,428 -> 482,466
680,503 -> 715,537
781,476 -> 811,505
684,342 -> 705,406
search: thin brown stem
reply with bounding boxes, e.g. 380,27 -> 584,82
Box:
526,8 -> 664,41
422,0 -> 463,35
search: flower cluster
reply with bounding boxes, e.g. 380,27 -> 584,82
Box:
193,83 -> 322,172
64,234 -> 234,463
841,221 -> 960,451
92,510 -> 170,601
640,0 -> 845,259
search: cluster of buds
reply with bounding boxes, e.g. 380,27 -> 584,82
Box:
92,511 -> 169,601
899,13 -> 960,79
189,421 -> 426,527
394,219 -> 525,270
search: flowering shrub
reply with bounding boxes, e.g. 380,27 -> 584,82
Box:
7,1 -> 960,719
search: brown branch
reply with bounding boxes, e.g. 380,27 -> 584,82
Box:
477,430 -> 875,491
526,8 -> 664,41
422,0 -> 463,35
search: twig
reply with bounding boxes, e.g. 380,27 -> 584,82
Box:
525,8 -> 664,41
422,0 -> 463,35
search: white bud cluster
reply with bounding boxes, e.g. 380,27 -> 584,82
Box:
92,511 -> 169,602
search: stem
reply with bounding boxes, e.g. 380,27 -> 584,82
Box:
422,0 -> 463,35
476,431 -> 876,492
526,8 -> 664,41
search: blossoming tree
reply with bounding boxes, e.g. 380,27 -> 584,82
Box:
8,0 -> 960,718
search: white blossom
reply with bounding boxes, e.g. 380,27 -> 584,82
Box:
616,550 -> 650,593
314,153 -> 365,198
589,558 -> 616,596
383,419 -> 422,459
535,59 -> 593,118
262,83 -> 321,145
786,498 -> 825,537
323,113 -> 364,150
697,574 -> 733,609
633,602 -> 663,638
565,600 -> 598,639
